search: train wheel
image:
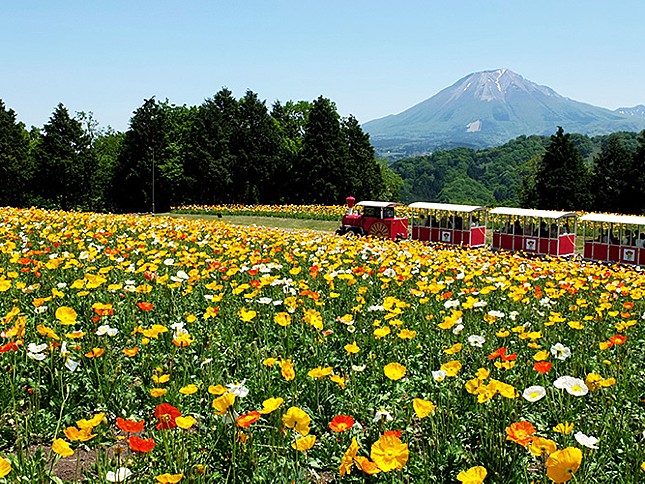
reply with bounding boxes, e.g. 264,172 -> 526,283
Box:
369,222 -> 390,238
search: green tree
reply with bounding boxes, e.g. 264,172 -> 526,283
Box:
342,115 -> 385,200
113,98 -> 190,213
0,100 -> 32,206
230,90 -> 281,203
271,100 -> 310,202
296,96 -> 349,204
526,127 -> 590,211
376,158 -> 403,201
629,130 -> 645,214
183,89 -> 238,204
92,128 -> 125,211
33,103 -> 93,210
590,134 -> 634,213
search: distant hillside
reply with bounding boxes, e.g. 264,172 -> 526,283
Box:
390,131 -> 642,206
364,69 -> 645,159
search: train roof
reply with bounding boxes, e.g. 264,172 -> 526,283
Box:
580,212 -> 645,226
488,207 -> 576,219
408,202 -> 487,213
356,201 -> 402,208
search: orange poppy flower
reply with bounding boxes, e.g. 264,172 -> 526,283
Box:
123,347 -> 139,357
609,334 -> 627,345
137,302 -> 154,311
236,411 -> 261,428
128,436 -> 156,453
116,417 -> 145,433
505,421 -> 536,446
533,361 -> 553,374
329,415 -> 355,433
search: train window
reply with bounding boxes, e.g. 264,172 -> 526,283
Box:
383,207 -> 395,219
363,207 -> 379,218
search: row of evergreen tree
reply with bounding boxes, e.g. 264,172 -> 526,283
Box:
520,127 -> 645,214
0,91 -> 397,212
3,92 -> 645,215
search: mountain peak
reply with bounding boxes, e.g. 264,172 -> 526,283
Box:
449,68 -> 560,103
362,69 -> 645,158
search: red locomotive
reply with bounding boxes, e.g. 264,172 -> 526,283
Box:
336,197 -> 408,240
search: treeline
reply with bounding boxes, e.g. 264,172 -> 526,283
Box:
0,91 -> 398,212
392,129 -> 645,214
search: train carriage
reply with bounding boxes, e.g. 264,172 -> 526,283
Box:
488,207 -> 577,257
580,213 -> 645,265
408,202 -> 487,247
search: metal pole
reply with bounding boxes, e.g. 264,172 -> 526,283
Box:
151,151 -> 155,214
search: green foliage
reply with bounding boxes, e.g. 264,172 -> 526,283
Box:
526,127 -> 590,211
590,134 -> 635,214
392,137 -> 549,206
32,103 -> 94,210
111,98 -> 191,213
0,100 -> 32,206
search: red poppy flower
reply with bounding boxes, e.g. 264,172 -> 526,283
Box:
329,415 -> 355,433
500,351 -> 517,362
154,403 -> 181,430
127,435 -> 156,453
116,417 -> 145,433
533,361 -> 553,374
609,335 -> 627,345
488,347 -> 507,360
137,302 -> 154,311
0,342 -> 19,353
383,429 -> 403,438
236,411 -> 261,428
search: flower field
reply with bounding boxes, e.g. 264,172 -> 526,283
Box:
0,207 -> 644,483
172,204 -> 351,221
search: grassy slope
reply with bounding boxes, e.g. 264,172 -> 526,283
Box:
160,212 -> 339,232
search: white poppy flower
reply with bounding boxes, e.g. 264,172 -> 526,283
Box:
468,335 -> 485,347
96,325 -> 118,337
522,385 -> 546,402
550,343 -> 571,360
373,409 -> 393,423
106,467 -> 133,482
226,380 -> 249,398
28,343 -> 48,353
574,431 -> 599,449
432,370 -> 447,382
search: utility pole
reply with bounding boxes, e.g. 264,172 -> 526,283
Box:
151,148 -> 155,214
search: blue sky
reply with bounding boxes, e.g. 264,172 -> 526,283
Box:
3,1 -> 644,131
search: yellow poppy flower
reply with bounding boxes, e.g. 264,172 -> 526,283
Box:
150,388 -> 168,398
179,384 -> 198,395
307,366 -> 333,378
292,434 -> 316,451
274,312 -> 291,327
175,416 -> 196,430
258,397 -> 284,414
212,392 -> 235,415
440,360 -> 462,377
0,457 -> 10,478
413,398 -> 436,418
155,473 -> 183,483
52,438 -> 74,457
344,342 -> 360,354
282,407 -> 311,436
456,465 -> 487,484
383,362 -> 406,380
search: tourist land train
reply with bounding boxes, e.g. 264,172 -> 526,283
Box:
336,196 -> 645,266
